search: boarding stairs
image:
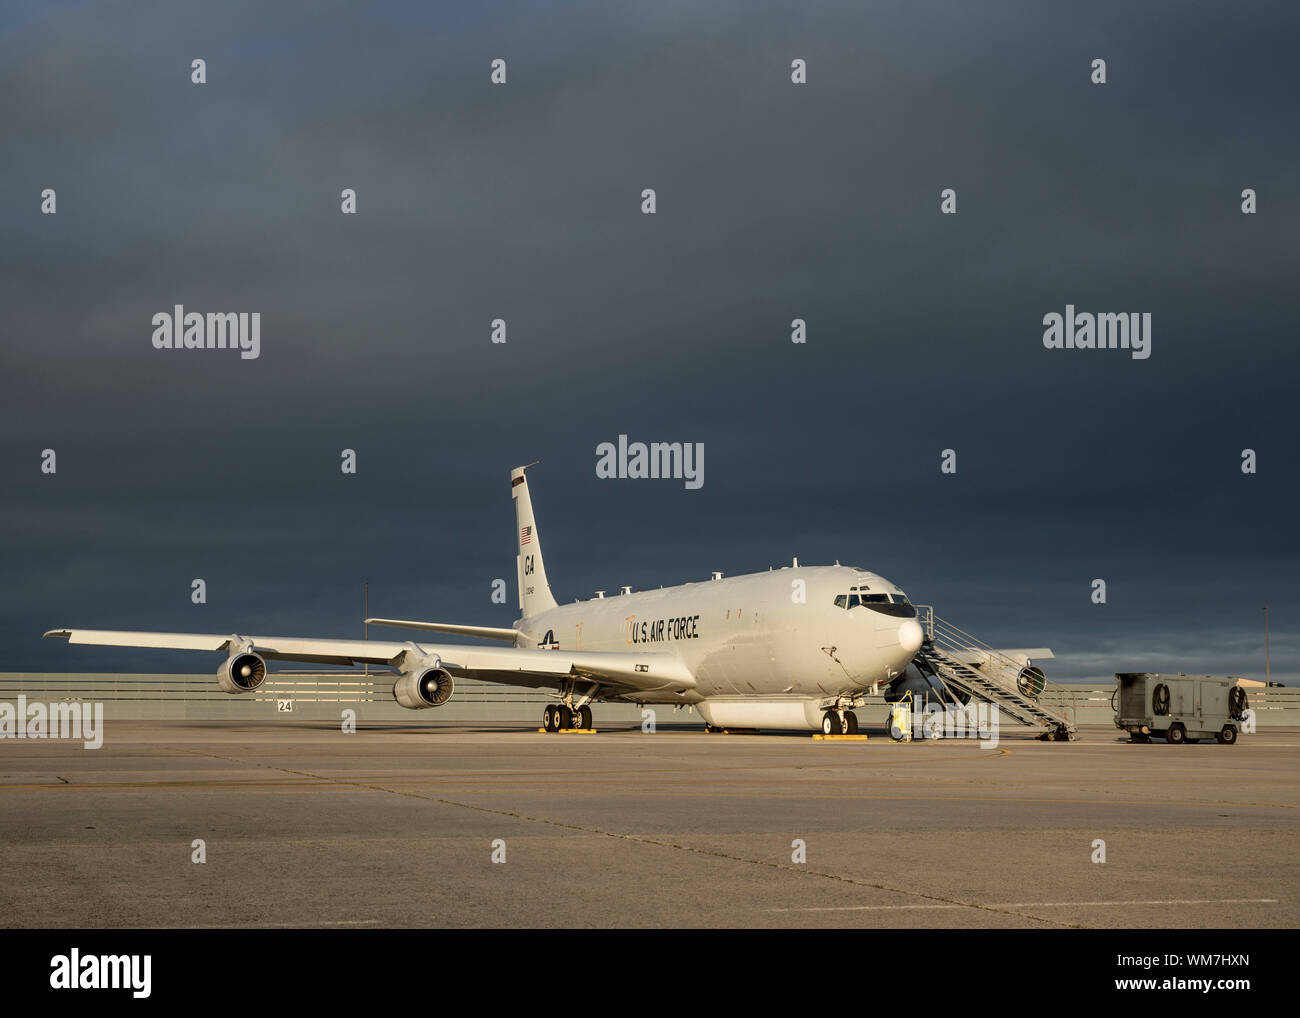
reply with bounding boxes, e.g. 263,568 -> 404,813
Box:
911,607 -> 1077,740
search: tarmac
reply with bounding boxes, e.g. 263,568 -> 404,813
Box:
2,720 -> 1296,928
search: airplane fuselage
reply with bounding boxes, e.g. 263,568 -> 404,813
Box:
513,564 -> 923,727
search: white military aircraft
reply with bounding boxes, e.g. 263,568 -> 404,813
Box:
46,464 -> 927,734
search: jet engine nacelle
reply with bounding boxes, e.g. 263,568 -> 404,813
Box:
981,661 -> 1047,698
217,652 -> 267,694
393,667 -> 455,710
1015,665 -> 1046,698
928,648 -> 1049,700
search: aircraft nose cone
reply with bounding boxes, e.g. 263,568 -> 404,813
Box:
898,619 -> 923,654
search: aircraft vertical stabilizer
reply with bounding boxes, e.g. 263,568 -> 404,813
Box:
511,464 -> 559,618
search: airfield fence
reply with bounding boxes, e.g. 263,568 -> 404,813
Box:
1,673 -> 1297,727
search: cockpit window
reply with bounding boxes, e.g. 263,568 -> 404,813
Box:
835,591 -> 914,615
836,592 -> 897,608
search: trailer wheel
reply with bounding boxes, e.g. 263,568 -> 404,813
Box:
1216,725 -> 1238,745
1166,723 -> 1186,744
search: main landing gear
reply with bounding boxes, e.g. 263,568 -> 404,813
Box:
542,703 -> 593,732
821,710 -> 859,735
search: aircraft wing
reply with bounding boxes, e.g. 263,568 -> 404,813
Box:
364,618 -> 524,642
992,648 -> 1054,663
42,628 -> 696,695
945,647 -> 1054,668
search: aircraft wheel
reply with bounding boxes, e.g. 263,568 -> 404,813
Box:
822,712 -> 842,736
1217,725 -> 1237,745
1166,723 -> 1186,745
543,705 -> 558,732
557,705 -> 574,730
578,705 -> 593,730
844,711 -> 858,735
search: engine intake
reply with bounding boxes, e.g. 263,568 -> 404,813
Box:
393,667 -> 454,710
218,652 -> 267,694
1016,666 -> 1046,699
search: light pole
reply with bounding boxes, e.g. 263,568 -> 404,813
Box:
1264,605 -> 1270,684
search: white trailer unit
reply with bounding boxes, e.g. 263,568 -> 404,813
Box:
1113,672 -> 1248,744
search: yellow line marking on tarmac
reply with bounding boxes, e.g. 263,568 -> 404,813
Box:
179,919 -> 382,928
0,747 -> 1017,789
769,898 -> 1280,912
3,776 -> 1293,811
358,787 -> 1299,809
10,770 -> 1292,789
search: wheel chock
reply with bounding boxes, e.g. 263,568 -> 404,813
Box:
536,728 -> 599,734
812,733 -> 869,741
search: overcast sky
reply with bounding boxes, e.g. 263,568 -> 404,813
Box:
2,0 -> 1297,682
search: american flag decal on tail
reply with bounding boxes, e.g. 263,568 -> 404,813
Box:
520,526 -> 532,545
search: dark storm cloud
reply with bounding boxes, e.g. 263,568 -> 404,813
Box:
1,0 -> 1296,681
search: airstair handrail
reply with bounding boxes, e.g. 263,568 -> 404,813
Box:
910,604 -> 1075,735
